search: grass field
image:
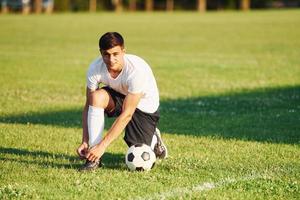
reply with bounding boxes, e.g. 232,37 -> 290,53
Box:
0,10 -> 300,199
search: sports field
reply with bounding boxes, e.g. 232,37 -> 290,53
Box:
0,10 -> 299,199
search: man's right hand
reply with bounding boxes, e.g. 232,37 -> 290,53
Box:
77,142 -> 89,159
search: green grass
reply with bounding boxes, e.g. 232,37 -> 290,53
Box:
0,10 -> 300,199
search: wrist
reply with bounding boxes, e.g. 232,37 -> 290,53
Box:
101,138 -> 109,149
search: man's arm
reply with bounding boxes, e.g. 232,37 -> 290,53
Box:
86,92 -> 142,162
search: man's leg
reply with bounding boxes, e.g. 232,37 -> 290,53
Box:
80,88 -> 115,171
87,105 -> 104,147
87,89 -> 115,147
124,109 -> 158,147
124,109 -> 168,159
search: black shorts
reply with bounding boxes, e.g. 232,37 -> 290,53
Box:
102,87 -> 160,147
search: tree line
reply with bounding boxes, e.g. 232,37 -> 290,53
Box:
1,0 -> 299,14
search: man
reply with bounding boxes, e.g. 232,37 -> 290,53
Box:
77,32 -> 168,171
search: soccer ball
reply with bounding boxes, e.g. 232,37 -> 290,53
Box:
125,143 -> 156,171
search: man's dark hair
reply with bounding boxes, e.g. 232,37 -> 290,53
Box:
99,32 -> 124,50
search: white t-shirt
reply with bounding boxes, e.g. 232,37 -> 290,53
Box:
86,54 -> 159,113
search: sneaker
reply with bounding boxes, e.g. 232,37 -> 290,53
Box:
79,159 -> 102,172
154,128 -> 168,159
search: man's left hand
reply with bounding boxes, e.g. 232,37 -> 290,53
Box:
86,144 -> 105,162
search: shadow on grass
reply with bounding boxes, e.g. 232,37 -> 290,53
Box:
0,147 -> 125,170
159,85 -> 300,144
0,86 -> 299,144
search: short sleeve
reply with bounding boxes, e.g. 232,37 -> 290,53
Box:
86,64 -> 100,91
127,69 -> 146,94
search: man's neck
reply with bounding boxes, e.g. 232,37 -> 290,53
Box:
108,67 -> 122,79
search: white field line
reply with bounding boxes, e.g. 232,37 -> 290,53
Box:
133,174 -> 262,200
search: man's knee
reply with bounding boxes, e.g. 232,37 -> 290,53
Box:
89,89 -> 110,108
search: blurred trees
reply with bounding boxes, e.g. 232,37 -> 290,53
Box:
53,0 -> 299,11
1,0 -> 54,14
1,0 -> 299,13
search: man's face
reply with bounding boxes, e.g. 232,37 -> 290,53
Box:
101,45 -> 125,72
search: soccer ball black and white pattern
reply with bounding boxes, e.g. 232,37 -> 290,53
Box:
125,143 -> 156,171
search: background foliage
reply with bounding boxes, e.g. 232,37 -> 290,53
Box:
51,0 -> 300,11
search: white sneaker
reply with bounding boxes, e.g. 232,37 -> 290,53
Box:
154,128 -> 168,159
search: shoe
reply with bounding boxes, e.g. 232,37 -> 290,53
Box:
154,128 -> 168,159
79,159 -> 102,172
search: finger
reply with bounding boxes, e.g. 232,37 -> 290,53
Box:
86,151 -> 91,158
77,148 -> 82,154
90,154 -> 98,162
77,149 -> 83,157
90,156 -> 96,162
93,154 -> 99,161
87,153 -> 94,161
86,153 -> 91,160
77,149 -> 84,156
